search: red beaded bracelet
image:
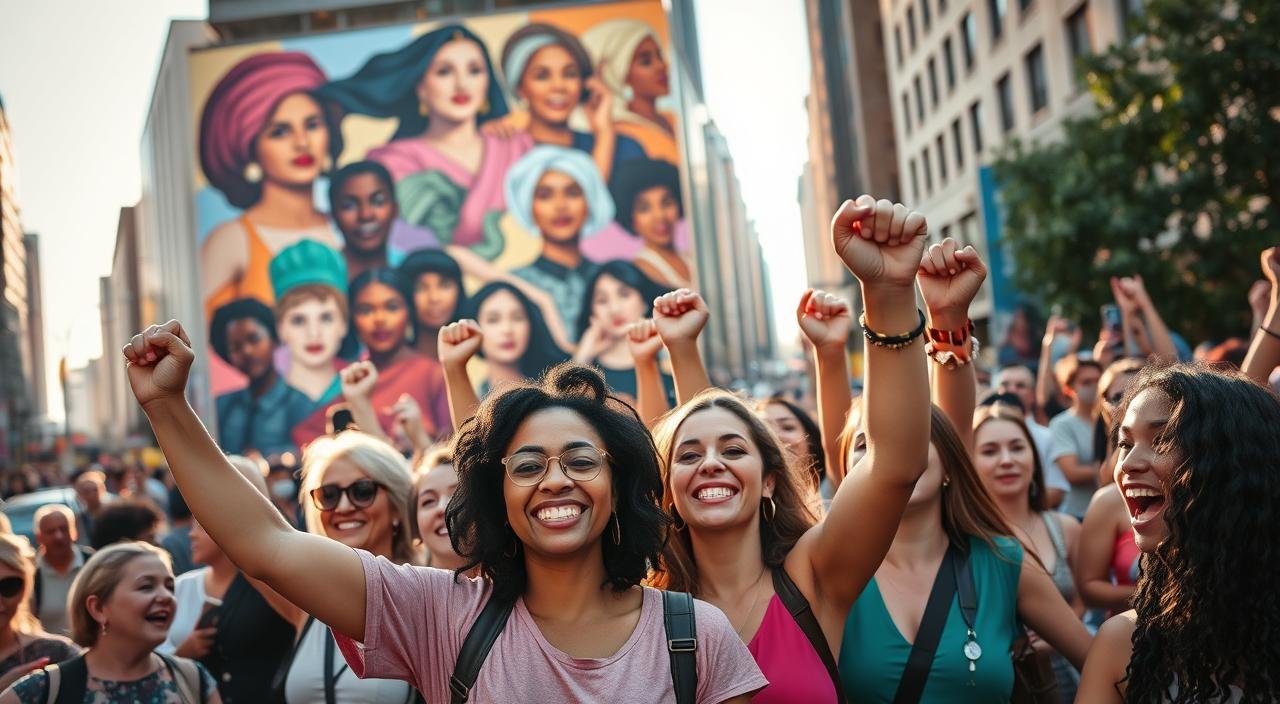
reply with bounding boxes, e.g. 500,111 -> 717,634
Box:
927,319 -> 975,347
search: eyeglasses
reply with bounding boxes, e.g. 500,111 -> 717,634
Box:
310,479 -> 383,511
0,577 -> 23,599
500,446 -> 609,487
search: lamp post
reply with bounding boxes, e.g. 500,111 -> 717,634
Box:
58,356 -> 70,474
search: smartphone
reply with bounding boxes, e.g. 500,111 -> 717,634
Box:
327,404 -> 355,435
196,595 -> 222,630
1101,304 -> 1122,334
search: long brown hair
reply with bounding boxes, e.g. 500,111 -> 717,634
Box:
930,406 -> 1019,556
648,390 -> 819,593
972,403 -> 1048,512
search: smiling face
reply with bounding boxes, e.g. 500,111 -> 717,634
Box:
316,457 -> 397,555
531,170 -> 588,243
668,407 -> 775,532
418,38 -> 490,124
590,273 -> 647,340
477,289 -> 531,366
279,293 -> 347,370
1116,388 -> 1180,552
354,281 -> 410,356
626,36 -> 669,100
225,317 -> 276,381
519,43 -> 582,126
762,403 -> 809,465
254,92 -> 330,187
89,555 -> 175,650
334,172 -> 396,254
503,407 -> 613,558
414,272 -> 461,331
974,418 -> 1036,503
631,185 -> 678,249
416,463 -> 460,567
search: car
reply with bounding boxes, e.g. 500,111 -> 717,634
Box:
2,487 -> 82,543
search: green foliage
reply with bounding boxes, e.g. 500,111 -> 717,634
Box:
993,0 -> 1280,342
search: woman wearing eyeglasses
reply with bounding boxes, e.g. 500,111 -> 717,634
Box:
0,534 -> 78,692
122,320 -> 765,703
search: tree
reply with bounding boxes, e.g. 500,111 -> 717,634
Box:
994,0 -> 1280,344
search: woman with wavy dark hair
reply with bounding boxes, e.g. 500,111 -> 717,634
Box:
756,395 -> 826,498
572,260 -> 669,401
121,328 -> 765,702
1077,364 -> 1280,703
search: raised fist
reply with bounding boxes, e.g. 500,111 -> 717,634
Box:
796,289 -> 852,351
830,195 -> 928,289
438,319 -> 484,369
1260,246 -> 1280,288
917,238 -> 987,326
123,320 -> 195,409
340,361 -> 378,401
653,289 -> 709,345
626,319 -> 665,362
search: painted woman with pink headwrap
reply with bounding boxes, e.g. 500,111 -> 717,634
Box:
580,19 -> 679,163
198,52 -> 345,319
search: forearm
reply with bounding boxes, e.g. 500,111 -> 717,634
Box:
633,357 -> 670,428
927,310 -> 976,451
443,364 -> 481,432
1243,300 -> 1280,385
1036,343 -> 1056,414
862,284 -> 930,483
346,395 -> 389,443
1080,579 -> 1134,612
1138,300 -> 1178,361
667,340 -> 711,405
812,345 -> 852,488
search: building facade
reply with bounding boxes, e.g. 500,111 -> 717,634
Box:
23,234 -> 45,423
0,95 -> 40,462
97,206 -> 147,451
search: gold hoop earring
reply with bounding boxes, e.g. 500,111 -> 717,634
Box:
671,511 -> 686,532
243,162 -> 263,183
419,99 -> 430,117
761,496 -> 777,523
610,512 -> 622,546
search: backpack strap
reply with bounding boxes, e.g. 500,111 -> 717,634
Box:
50,655 -> 87,704
158,654 -> 204,704
891,542 -> 960,704
662,590 -> 698,704
449,594 -> 516,704
271,614 -> 317,696
323,627 -> 338,704
33,566 -> 43,613
771,569 -> 848,704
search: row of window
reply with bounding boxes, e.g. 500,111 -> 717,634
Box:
900,3 -> 1093,141
894,0 -> 1023,67
906,102 -> 984,203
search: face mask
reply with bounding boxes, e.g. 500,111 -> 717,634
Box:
271,479 -> 296,500
1074,386 -> 1097,405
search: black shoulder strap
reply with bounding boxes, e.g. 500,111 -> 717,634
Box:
33,566 -> 43,612
449,594 -> 516,704
771,569 -> 848,704
662,590 -> 697,704
953,547 -> 978,631
271,615 -> 317,695
891,543 -> 960,704
323,627 -> 337,704
51,655 -> 88,704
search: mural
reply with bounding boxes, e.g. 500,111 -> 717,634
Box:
189,0 -> 688,454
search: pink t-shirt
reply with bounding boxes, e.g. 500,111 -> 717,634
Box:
334,550 -> 768,703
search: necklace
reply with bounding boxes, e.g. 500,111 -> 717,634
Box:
730,566 -> 770,639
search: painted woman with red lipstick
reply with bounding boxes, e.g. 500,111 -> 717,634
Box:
581,19 -> 679,163
1076,364 -> 1280,703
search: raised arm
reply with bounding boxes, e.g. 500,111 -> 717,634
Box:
1244,247 -> 1280,386
795,289 -> 853,492
1036,316 -> 1078,423
627,319 -> 671,427
1116,276 -> 1177,361
123,322 -> 367,641
653,289 -> 711,404
1016,549 -> 1093,670
917,237 -> 987,451
438,320 -> 484,431
340,361 -> 390,443
792,196 -> 931,616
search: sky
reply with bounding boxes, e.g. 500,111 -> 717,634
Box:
0,0 -> 812,421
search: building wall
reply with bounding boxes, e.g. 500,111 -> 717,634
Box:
99,207 -> 146,451
0,98 -> 35,460
22,234 -> 44,421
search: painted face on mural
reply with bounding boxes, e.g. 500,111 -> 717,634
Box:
626,37 -> 669,100
519,44 -> 582,127
225,317 -> 276,382
413,273 -> 461,331
335,173 -> 397,254
478,289 -> 531,366
590,274 -> 647,339
417,38 -> 490,124
254,92 -> 330,187
278,293 -> 347,370
531,170 -> 588,243
631,185 -> 678,249
353,281 -> 410,357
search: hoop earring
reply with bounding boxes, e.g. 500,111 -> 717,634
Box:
761,496 -> 777,523
671,511 -> 686,532
243,162 -> 263,183
610,512 -> 621,546
419,99 -> 429,117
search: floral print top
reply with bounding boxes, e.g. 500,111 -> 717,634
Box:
10,656 -> 216,703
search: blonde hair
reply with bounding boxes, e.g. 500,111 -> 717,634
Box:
298,431 -> 415,564
0,534 -> 40,635
68,542 -> 172,647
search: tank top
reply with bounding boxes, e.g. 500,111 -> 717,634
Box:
1040,512 -> 1076,603
1112,529 -> 1141,586
284,617 -> 414,704
746,594 -> 838,703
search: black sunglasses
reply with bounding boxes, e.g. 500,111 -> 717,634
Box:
0,576 -> 23,598
310,479 -> 382,511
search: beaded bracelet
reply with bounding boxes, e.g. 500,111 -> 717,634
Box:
1263,327 -> 1280,342
859,309 -> 927,349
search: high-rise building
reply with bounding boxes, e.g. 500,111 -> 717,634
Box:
0,94 -> 37,461
98,206 -> 146,451
23,233 -> 46,422
878,0 -> 1125,322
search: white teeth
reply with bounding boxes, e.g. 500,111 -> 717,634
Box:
696,487 -> 735,500
336,521 -> 365,530
536,505 -> 581,521
1125,488 -> 1162,498
434,526 -> 448,536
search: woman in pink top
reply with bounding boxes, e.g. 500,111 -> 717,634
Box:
121,324 -> 765,704
647,196 -> 934,703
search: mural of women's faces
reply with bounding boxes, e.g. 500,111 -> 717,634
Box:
331,165 -> 397,263
255,93 -> 332,191
277,290 -> 348,391
477,287 -> 532,367
590,271 -> 649,339
532,170 -> 589,244
225,316 -> 277,383
417,37 -> 491,127
632,183 -> 679,250
352,277 -> 413,359
625,36 -> 670,102
518,43 -> 583,126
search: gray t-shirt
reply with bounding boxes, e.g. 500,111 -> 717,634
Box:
33,548 -> 88,636
1049,411 -> 1097,519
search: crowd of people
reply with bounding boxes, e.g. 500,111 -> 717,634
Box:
0,197 -> 1275,703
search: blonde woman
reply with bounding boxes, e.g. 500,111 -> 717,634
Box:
1,542 -> 217,703
0,534 -> 77,691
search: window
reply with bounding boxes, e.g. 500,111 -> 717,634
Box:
960,13 -> 977,69
969,100 -> 985,154
951,118 -> 965,171
922,0 -> 932,32
942,37 -> 957,90
1065,3 -> 1092,85
914,75 -> 925,123
922,146 -> 934,195
936,134 -> 948,184
996,72 -> 1015,133
894,24 -> 905,66
902,92 -> 913,135
910,159 -> 921,203
907,5 -> 918,50
988,0 -> 1007,41
927,58 -> 940,108
959,211 -> 978,246
1025,44 -> 1049,114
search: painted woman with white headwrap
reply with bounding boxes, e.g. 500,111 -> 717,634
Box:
581,19 -> 679,163
505,146 -> 616,342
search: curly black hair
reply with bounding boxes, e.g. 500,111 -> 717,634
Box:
1119,363 -> 1280,702
445,363 -> 669,602
609,158 -> 683,234
209,298 -> 277,363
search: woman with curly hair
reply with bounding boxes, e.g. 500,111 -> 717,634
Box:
121,321 -> 765,703
1077,364 -> 1280,703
